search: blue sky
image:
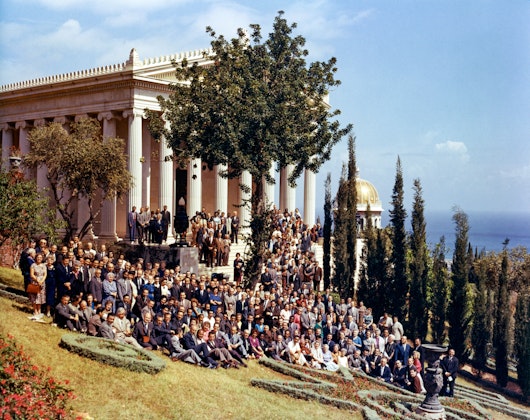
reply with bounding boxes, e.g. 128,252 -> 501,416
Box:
1,0 -> 529,215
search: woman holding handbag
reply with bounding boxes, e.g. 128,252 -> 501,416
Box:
28,253 -> 47,321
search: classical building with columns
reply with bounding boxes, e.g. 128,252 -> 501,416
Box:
0,48 -> 318,242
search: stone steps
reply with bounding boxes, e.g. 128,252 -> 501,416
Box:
454,384 -> 530,419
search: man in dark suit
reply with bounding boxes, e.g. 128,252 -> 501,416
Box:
161,205 -> 171,243
194,283 -> 210,308
394,335 -> 412,365
56,257 -> 72,299
441,348 -> 459,397
375,356 -> 392,382
153,315 -> 177,355
128,206 -> 138,243
133,312 -> 158,350
261,267 -> 273,292
182,325 -> 218,367
230,211 -> 240,244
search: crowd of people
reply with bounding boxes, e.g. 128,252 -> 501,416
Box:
18,207 -> 458,395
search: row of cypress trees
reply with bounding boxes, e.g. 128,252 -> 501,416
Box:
323,139 -> 530,398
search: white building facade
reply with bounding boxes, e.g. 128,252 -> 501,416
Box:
0,49 -> 318,241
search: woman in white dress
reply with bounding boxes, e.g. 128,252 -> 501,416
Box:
29,253 -> 47,321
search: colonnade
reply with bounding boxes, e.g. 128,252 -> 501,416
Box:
1,108 -> 318,242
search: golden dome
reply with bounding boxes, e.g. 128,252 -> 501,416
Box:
356,176 -> 382,210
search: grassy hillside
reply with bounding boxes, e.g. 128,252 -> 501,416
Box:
0,295 -> 361,420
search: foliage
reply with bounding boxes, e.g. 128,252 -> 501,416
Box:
59,333 -> 166,374
323,173 -> 332,290
243,205 -> 276,285
494,251 -> 510,387
344,136 -> 357,299
514,289 -> 530,399
24,118 -> 132,242
358,225 -> 390,318
0,165 -> 62,248
331,135 -> 357,299
430,237 -> 450,345
408,178 -> 429,341
470,253 -> 491,374
147,12 -> 351,287
0,333 -> 76,419
448,208 -> 471,360
388,156 -> 408,320
332,165 -> 350,298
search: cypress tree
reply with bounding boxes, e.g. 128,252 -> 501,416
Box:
389,156 -> 408,321
345,135 -> 357,299
323,173 -> 332,290
431,236 -> 449,345
471,255 -> 490,375
448,208 -> 471,360
409,178 -> 429,340
514,290 -> 530,399
332,165 -> 350,297
494,250 -> 510,387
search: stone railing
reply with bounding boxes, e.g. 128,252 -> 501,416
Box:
0,48 -> 211,93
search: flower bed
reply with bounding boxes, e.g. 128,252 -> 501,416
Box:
0,333 -> 77,419
59,334 -> 166,374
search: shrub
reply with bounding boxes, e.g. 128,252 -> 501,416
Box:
59,334 -> 166,374
0,333 -> 76,419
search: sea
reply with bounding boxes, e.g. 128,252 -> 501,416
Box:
382,210 -> 530,254
315,210 -> 530,254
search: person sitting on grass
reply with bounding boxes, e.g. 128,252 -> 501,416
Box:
55,294 -> 81,331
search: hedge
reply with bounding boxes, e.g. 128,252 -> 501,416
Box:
59,333 -> 166,374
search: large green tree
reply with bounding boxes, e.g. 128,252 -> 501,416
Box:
448,208 -> 471,360
148,12 -> 351,288
0,164 -> 61,250
388,156 -> 408,320
24,118 -> 132,242
408,178 -> 429,340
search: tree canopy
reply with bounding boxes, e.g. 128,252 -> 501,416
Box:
148,11 -> 351,286
24,118 -> 132,242
0,163 -> 61,249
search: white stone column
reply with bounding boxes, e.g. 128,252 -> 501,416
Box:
280,164 -> 296,212
142,123 -> 151,208
33,119 -> 49,193
159,128 -> 174,242
123,109 -> 143,240
1,124 -> 13,165
215,163 -> 228,215
16,121 -> 30,177
53,117 -> 70,238
187,157 -> 202,219
304,168 -> 316,226
240,170 -> 252,236
98,112 -> 118,242
263,164 -> 275,209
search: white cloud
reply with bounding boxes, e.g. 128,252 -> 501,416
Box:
435,140 -> 470,163
499,165 -> 530,180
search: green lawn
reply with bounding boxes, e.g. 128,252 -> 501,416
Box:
0,265 -> 23,289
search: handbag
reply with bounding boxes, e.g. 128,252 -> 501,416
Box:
26,283 -> 41,294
